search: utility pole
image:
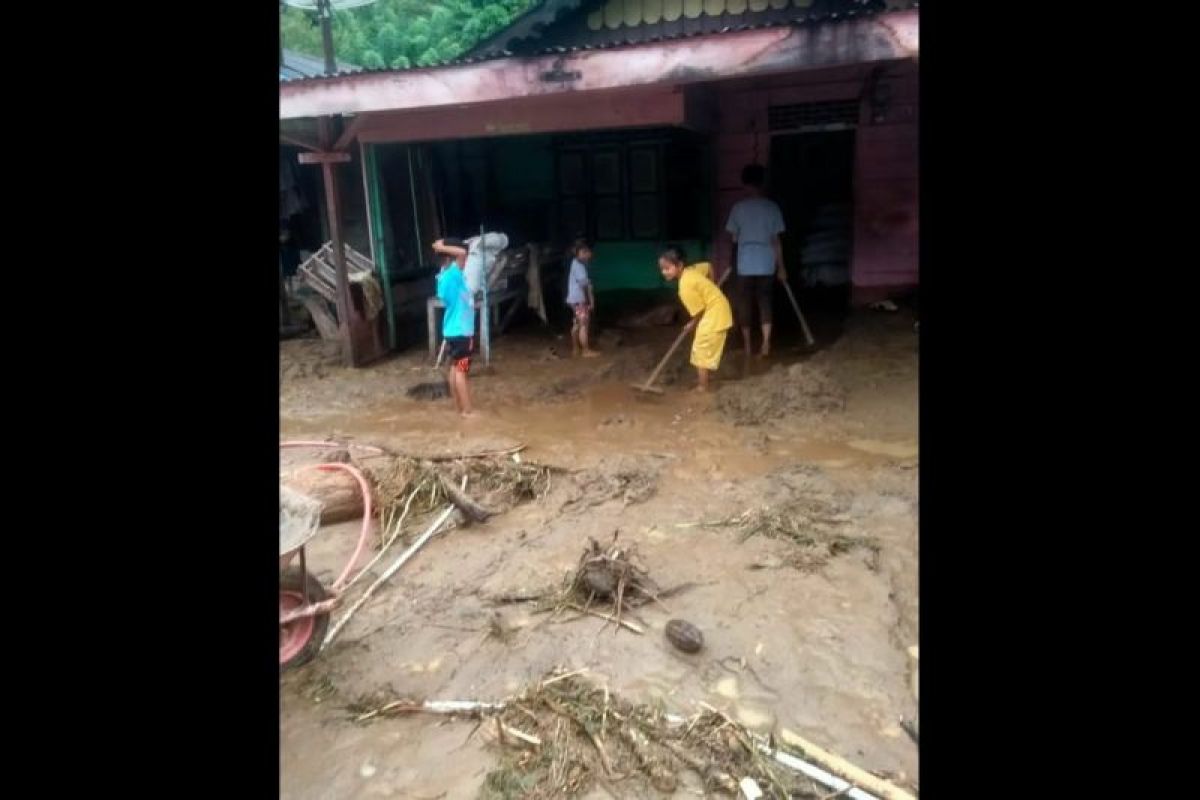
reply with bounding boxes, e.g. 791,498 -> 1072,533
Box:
318,0 -> 336,76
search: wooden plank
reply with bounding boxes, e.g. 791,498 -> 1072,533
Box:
302,296 -> 341,341
298,151 -> 352,165
357,90 -> 685,145
280,133 -> 322,152
334,115 -> 367,151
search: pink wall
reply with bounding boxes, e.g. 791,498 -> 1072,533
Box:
852,61 -> 918,305
710,62 -> 918,304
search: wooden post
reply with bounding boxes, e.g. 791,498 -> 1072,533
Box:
480,226 -> 490,367
316,117 -> 355,366
427,297 -> 439,361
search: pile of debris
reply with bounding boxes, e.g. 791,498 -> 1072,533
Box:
716,363 -> 846,426
701,503 -> 879,573
687,466 -> 878,572
559,456 -> 659,512
533,535 -> 672,634
480,672 -> 823,799
489,533 -> 694,636
345,669 -> 916,800
360,453 -> 557,527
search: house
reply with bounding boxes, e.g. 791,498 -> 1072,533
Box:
279,0 -> 918,364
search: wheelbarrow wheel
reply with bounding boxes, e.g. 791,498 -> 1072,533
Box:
280,567 -> 330,671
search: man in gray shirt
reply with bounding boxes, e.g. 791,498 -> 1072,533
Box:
725,164 -> 787,358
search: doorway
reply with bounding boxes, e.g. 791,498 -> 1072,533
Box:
769,130 -> 855,314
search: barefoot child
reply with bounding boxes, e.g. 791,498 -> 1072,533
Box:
657,245 -> 733,392
566,238 -> 599,357
432,238 -> 475,417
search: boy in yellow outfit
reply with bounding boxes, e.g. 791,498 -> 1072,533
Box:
657,245 -> 733,392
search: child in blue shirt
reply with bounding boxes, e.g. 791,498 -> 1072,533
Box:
565,239 -> 599,357
432,238 -> 475,417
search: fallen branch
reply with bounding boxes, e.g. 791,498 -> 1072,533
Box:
540,667 -> 591,687
436,473 -> 494,523
354,698 -> 508,723
322,505 -> 456,650
425,444 -> 527,461
488,591 -> 551,605
562,604 -> 646,634
500,722 -> 542,748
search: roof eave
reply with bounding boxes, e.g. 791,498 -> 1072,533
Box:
279,10 -> 917,121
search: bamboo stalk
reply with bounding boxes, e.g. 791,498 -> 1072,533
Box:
322,505 -> 456,650
776,729 -> 915,800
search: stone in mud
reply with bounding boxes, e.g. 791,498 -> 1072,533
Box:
665,619 -> 705,653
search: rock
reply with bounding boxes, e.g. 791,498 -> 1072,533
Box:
665,619 -> 704,653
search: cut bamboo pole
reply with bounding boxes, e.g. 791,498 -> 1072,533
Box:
322,505 -> 456,650
777,729 -> 915,800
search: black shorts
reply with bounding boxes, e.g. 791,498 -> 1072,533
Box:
736,274 -> 774,325
445,336 -> 474,372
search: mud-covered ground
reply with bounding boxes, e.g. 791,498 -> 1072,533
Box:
280,309 -> 918,799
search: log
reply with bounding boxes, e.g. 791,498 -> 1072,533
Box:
282,467 -> 364,524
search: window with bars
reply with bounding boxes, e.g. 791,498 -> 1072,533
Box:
767,100 -> 860,133
555,144 -> 665,242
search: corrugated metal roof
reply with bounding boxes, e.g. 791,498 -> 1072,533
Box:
279,1 -> 916,85
280,48 -> 361,81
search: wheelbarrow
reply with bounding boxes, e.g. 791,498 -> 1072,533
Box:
279,485 -> 335,670
278,462 -> 374,671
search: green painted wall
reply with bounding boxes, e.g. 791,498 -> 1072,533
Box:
590,240 -> 707,293
489,137 -> 556,242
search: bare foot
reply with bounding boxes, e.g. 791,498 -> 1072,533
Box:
582,349 -> 601,358
691,385 -> 710,394
460,410 -> 478,420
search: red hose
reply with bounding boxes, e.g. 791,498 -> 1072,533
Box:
285,456 -> 375,593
